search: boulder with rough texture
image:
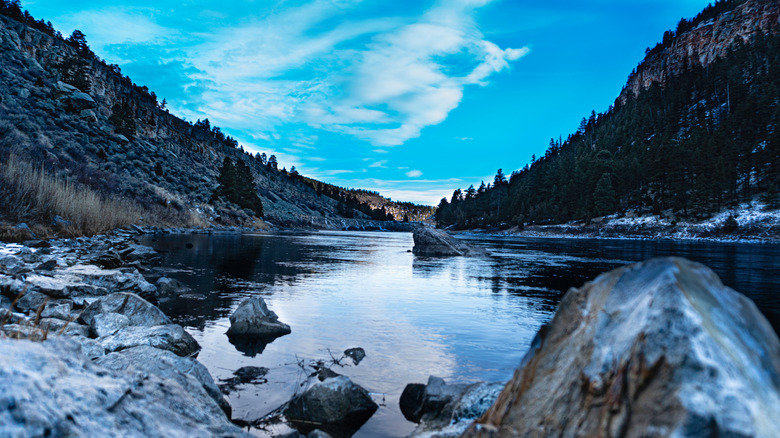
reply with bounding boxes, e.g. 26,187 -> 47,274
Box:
98,324 -> 200,357
400,377 -> 503,437
79,292 -> 170,329
227,296 -> 291,337
284,376 -> 378,436
96,346 -> 230,415
0,338 -> 249,437
412,227 -> 486,257
464,257 -> 780,437
157,276 -> 191,296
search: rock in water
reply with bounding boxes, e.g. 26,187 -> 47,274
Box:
226,296 -> 291,337
411,227 -> 486,257
464,257 -> 780,437
284,376 -> 378,436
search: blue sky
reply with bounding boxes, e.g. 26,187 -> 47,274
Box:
27,0 -> 712,205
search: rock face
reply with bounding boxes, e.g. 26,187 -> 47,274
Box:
621,0 -> 780,101
0,338 -> 249,437
464,257 -> 780,437
411,227 -> 487,257
227,296 -> 291,337
400,377 -> 503,437
284,376 -> 378,436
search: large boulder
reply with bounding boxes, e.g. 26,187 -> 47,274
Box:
226,296 -> 291,337
79,292 -> 171,330
96,346 -> 230,415
0,338 -> 249,437
411,227 -> 486,257
400,377 -> 503,437
284,376 -> 378,436
464,257 -> 780,437
98,324 -> 200,357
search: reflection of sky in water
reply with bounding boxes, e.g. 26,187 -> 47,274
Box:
144,231 -> 780,437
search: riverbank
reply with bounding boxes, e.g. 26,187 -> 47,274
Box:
456,202 -> 780,244
0,229 -> 251,436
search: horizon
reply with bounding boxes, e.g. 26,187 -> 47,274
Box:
28,0 -> 712,205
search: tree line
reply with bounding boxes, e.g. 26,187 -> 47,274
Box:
436,31 -> 780,229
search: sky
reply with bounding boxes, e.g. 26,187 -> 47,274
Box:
26,0 -> 713,205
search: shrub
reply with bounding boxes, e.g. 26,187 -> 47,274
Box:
0,155 -> 141,236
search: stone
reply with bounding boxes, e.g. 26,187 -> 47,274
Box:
401,377 -> 503,436
226,296 -> 291,337
51,215 -> 72,231
16,87 -> 30,98
0,338 -> 249,437
63,91 -> 96,112
411,227 -> 487,257
40,302 -> 72,320
86,250 -> 123,269
344,347 -> 366,365
23,239 -> 51,248
34,259 -> 57,271
121,244 -> 161,264
63,265 -> 158,301
90,312 -> 131,337
284,376 -> 378,436
79,109 -> 98,122
79,292 -> 170,329
97,346 -> 231,416
98,324 -> 200,357
317,368 -> 342,382
464,258 -> 780,438
218,366 -> 269,394
156,276 -> 191,296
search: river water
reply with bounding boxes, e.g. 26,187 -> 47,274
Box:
143,231 -> 780,437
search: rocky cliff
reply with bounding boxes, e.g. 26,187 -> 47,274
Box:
620,0 -> 780,101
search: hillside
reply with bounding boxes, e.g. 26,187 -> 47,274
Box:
0,3 -> 429,238
435,0 -> 780,237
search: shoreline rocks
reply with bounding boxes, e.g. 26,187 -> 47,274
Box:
463,257 -> 780,437
412,226 -> 487,257
0,234 -> 248,437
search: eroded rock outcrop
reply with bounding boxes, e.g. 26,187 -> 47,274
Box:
412,227 -> 487,257
464,257 -> 780,437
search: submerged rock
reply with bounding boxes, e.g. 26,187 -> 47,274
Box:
226,296 -> 291,337
411,227 -> 486,257
0,338 -> 248,437
464,257 -> 780,437
284,376 -> 378,437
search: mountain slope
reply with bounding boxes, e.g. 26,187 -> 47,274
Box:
0,4 -> 431,236
435,0 -> 780,234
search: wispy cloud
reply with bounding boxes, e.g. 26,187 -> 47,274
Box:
406,170 -> 423,177
179,0 -> 527,146
369,160 -> 388,168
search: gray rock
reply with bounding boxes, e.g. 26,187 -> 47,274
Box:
86,250 -> 123,269
0,255 -> 24,274
226,296 -> 291,337
80,109 -> 98,122
0,338 -> 249,437
41,301 -> 72,320
38,318 -> 90,338
79,292 -> 170,329
412,227 -> 487,257
63,90 -> 96,112
98,324 -> 200,357
344,347 -> 366,365
97,346 -> 230,415
90,312 -> 131,337
463,258 -> 780,438
51,215 -> 72,231
121,244 -> 160,264
157,276 -> 191,296
284,376 -> 378,436
54,80 -> 79,93
16,87 -> 30,98
401,377 -> 503,436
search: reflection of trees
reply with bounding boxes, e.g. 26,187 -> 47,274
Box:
142,233 -> 360,330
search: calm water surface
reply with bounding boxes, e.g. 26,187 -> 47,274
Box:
143,231 -> 780,437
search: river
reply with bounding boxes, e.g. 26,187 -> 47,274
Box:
142,231 -> 780,437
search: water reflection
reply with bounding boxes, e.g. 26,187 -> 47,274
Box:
143,231 -> 780,437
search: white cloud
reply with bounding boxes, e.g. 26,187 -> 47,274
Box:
369,160 -> 388,168
181,0 -> 526,146
406,170 -> 423,177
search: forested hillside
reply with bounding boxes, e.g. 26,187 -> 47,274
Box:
0,1 -> 428,237
436,0 -> 780,230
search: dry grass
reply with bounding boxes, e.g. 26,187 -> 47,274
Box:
0,155 -> 142,236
